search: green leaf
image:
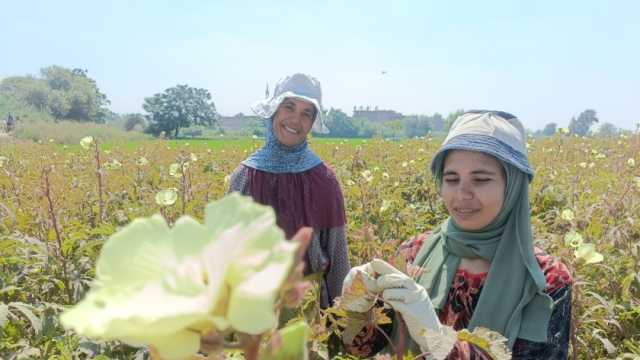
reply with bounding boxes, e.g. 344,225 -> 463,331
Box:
0,303 -> 8,328
9,302 -> 42,336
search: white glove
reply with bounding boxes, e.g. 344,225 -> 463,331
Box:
340,262 -> 380,312
371,258 -> 442,352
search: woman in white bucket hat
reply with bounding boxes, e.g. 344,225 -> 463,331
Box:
228,73 -> 350,309
340,110 -> 572,359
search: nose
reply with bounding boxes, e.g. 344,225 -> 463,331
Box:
457,182 -> 474,200
290,112 -> 304,126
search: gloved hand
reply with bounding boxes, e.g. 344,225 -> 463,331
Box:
340,262 -> 380,312
371,258 -> 442,352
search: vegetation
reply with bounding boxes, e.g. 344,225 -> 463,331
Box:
1,132 -> 639,359
143,85 -> 219,139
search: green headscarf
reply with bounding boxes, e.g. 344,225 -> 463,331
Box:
413,154 -> 553,349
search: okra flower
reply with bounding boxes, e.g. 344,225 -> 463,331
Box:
61,194 -> 299,360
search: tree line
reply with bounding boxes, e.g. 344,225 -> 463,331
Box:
0,65 -> 628,139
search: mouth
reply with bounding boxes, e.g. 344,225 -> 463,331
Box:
453,207 -> 480,219
283,125 -> 300,135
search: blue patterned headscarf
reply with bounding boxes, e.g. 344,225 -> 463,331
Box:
241,119 -> 322,173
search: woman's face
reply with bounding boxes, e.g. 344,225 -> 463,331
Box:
272,98 -> 316,146
440,150 -> 506,231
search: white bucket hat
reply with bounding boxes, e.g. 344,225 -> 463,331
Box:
250,73 -> 329,134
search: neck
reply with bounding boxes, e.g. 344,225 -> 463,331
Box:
458,257 -> 491,274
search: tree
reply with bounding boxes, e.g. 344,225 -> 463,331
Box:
40,66 -> 110,122
403,116 -> 431,138
0,66 -> 110,122
542,122 -> 557,136
596,122 -> 618,137
143,84 -> 218,138
324,108 -> 358,137
429,113 -> 445,132
377,120 -> 404,139
123,113 -> 146,131
568,109 -> 599,136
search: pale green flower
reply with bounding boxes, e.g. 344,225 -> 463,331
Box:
564,231 -> 583,248
190,153 -> 198,162
136,157 -> 149,166
561,209 -> 574,221
627,158 -> 636,167
579,162 -> 587,169
0,156 -> 7,168
361,170 -> 373,183
382,172 -> 390,180
379,200 -> 391,214
155,188 -> 178,206
574,243 -> 603,264
80,136 -> 94,150
169,163 -> 182,178
61,194 -> 298,360
104,159 -> 122,170
402,161 -> 408,168
262,320 -> 309,360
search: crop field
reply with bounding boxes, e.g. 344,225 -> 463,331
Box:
0,134 -> 639,359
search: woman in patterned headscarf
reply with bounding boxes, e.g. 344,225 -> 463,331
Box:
228,73 -> 350,309
341,110 -> 572,359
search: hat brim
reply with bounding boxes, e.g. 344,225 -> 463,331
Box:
430,134 -> 534,182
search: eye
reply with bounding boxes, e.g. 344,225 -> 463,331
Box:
444,178 -> 459,184
474,178 -> 492,183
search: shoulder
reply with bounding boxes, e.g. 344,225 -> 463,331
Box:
230,164 -> 250,179
399,231 -> 432,264
306,163 -> 343,194
534,247 -> 573,294
309,162 -> 339,181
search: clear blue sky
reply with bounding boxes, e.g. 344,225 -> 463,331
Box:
1,0 -> 638,130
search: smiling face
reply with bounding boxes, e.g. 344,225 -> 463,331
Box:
440,150 -> 506,231
271,98 -> 316,146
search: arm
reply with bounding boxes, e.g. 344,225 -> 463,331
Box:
309,226 -> 351,308
227,165 -> 250,195
323,226 -> 351,307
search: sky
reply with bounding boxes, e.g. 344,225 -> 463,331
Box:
1,0 -> 639,130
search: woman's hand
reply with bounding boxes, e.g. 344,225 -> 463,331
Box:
371,259 -> 442,351
340,262 -> 380,312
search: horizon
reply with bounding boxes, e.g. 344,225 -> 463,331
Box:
1,0 -> 638,130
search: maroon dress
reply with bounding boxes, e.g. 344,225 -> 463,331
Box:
228,163 -> 350,308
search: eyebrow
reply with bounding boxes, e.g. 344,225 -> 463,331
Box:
443,169 -> 498,176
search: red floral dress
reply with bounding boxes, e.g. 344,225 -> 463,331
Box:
346,233 -> 573,359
